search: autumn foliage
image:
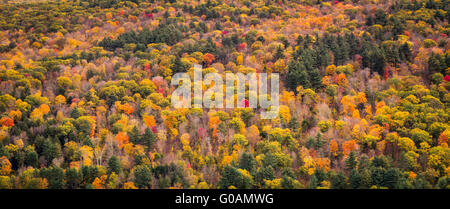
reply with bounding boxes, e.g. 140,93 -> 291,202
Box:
0,0 -> 448,190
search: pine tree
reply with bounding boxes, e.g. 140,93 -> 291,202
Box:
219,165 -> 253,189
204,37 -> 217,55
256,165 -> 275,186
172,56 -> 187,73
315,132 -> 324,149
239,153 -> 257,175
25,150 -> 38,168
40,166 -> 65,189
346,151 -> 358,171
374,9 -> 387,26
349,169 -> 361,189
70,108 -> 81,119
134,164 -> 152,188
359,169 -> 372,189
65,168 -> 82,189
412,174 -> 432,189
108,155 -> 122,174
42,138 -> 59,165
309,175 -> 319,189
142,127 -> 156,152
286,60 -> 311,91
273,45 -> 285,61
383,168 -> 402,189
331,171 -> 348,189
399,42 -> 412,62
128,126 -> 141,144
309,68 -> 322,89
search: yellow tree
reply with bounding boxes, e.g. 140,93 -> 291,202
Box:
0,156 -> 12,175
92,175 -> 108,189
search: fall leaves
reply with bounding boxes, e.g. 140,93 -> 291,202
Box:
0,156 -> 12,176
30,104 -> 50,122
0,117 -> 14,127
116,132 -> 129,150
115,101 -> 134,115
0,0 -> 448,190
143,115 -> 156,127
209,116 -> 221,138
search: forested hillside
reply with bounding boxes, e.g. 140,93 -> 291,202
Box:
0,0 -> 449,189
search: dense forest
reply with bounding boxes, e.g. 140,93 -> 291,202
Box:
0,0 -> 449,189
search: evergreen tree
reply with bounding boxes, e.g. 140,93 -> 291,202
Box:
374,9 -> 387,25
296,35 -> 303,45
142,127 -> 156,152
42,138 -> 60,165
309,68 -> 322,89
134,165 -> 152,188
436,176 -> 450,189
273,45 -> 285,61
281,174 -> 299,189
365,15 -> 373,26
25,150 -> 38,168
239,153 -> 257,176
286,60 -> 311,91
346,151 -> 358,171
359,169 -> 372,189
412,174 -> 433,189
108,155 -> 122,174
383,168 -> 402,189
128,126 -> 141,144
219,165 -> 253,189
362,45 -> 386,75
349,169 -> 361,189
370,166 -> 386,187
65,168 -> 82,189
172,55 -> 188,73
70,108 -> 81,119
81,166 -> 98,187
309,175 -> 319,189
315,132 -> 324,149
40,166 -> 65,189
256,165 -> 275,186
331,171 -> 348,189
399,42 -> 412,62
215,21 -> 222,30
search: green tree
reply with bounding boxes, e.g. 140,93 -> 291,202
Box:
25,150 -> 38,168
309,175 -> 319,189
128,126 -> 141,144
413,174 -> 432,189
42,138 -> 61,165
239,153 -> 256,176
349,169 -> 361,189
382,168 -> 402,189
256,165 -> 275,187
219,165 -> 253,189
142,127 -> 156,152
273,45 -> 284,61
346,151 -> 358,171
40,166 -> 65,189
359,169 -> 372,189
81,166 -> 98,187
108,155 -> 122,174
134,164 -> 152,188
330,171 -> 348,189
65,168 -> 82,189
